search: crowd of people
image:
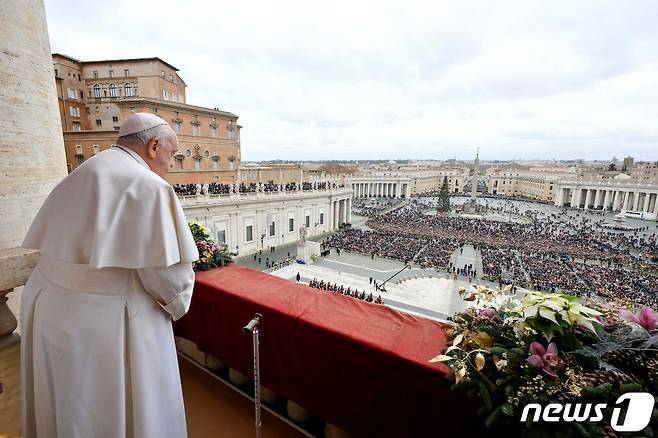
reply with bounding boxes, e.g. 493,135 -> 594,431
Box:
173,181 -> 344,196
308,278 -> 384,304
351,197 -> 406,217
326,200 -> 658,308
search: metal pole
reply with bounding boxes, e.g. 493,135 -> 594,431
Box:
378,263 -> 411,291
243,313 -> 263,438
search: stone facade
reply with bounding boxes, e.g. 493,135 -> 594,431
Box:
1,0 -> 68,249
348,169 -> 468,198
555,176 -> 658,220
487,169 -> 565,202
180,187 -> 353,256
52,54 -> 243,183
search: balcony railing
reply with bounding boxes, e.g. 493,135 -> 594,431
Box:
0,251 -> 482,437
0,247 -> 40,437
177,186 -> 352,207
173,263 -> 483,437
0,250 -> 308,438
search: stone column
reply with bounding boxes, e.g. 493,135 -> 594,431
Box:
654,194 -> 658,215
347,198 -> 352,223
603,190 -> 611,210
623,192 -> 630,211
1,0 -> 68,248
328,200 -> 333,229
643,193 -> 650,212
584,189 -> 592,209
1,5 -> 64,432
632,192 -> 640,211
0,0 -> 68,352
611,191 -> 617,211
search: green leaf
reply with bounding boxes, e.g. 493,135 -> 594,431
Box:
484,406 -> 502,428
501,403 -> 514,416
477,380 -> 493,411
572,422 -> 591,437
539,307 -> 560,325
429,354 -> 453,363
510,348 -> 525,356
541,299 -> 565,312
524,305 -> 539,319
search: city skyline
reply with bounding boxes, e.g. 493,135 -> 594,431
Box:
45,0 -> 658,161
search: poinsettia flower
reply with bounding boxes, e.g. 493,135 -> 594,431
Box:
527,342 -> 564,378
620,306 -> 658,332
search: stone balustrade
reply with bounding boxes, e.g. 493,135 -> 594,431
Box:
0,247 -> 39,347
177,186 -> 352,207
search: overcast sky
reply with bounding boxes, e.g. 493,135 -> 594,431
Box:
45,0 -> 658,162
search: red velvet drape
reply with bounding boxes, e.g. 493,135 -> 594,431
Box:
174,264 -> 483,437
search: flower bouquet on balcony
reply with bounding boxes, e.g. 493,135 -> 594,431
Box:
431,285 -> 658,438
188,222 -> 235,271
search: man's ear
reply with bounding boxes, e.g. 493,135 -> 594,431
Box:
146,137 -> 160,158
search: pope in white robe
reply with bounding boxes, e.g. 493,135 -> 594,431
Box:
20,113 -> 199,438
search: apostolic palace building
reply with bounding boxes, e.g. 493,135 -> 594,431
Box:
51,53 -> 353,255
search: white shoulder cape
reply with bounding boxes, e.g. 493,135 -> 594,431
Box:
22,148 -> 199,268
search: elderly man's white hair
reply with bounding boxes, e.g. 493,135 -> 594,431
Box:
117,124 -> 173,149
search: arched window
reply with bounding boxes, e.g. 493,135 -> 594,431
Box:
93,84 -> 101,98
124,83 -> 132,97
109,84 -> 117,97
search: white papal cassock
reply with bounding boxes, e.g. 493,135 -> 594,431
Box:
20,146 -> 199,438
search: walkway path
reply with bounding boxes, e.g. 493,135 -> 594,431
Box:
449,244 -> 484,279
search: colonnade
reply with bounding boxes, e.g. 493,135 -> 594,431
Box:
331,197 -> 352,228
350,182 -> 410,198
555,185 -> 658,217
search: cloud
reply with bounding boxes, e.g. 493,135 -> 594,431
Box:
44,0 -> 658,161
